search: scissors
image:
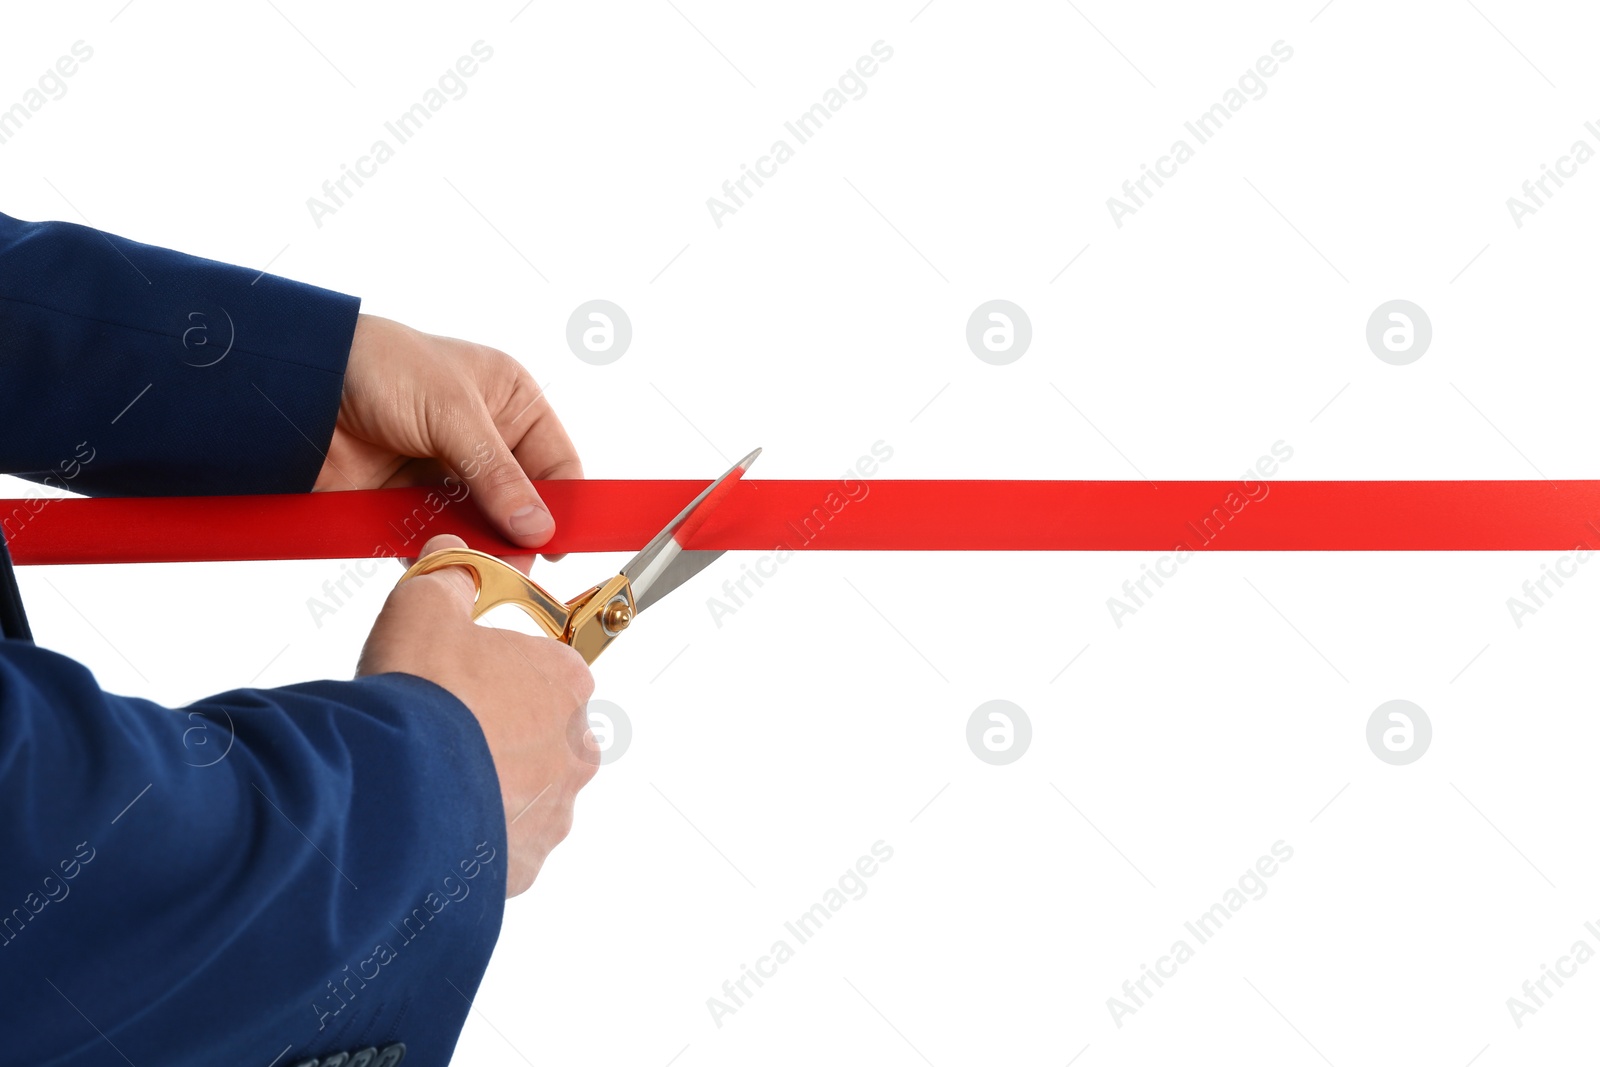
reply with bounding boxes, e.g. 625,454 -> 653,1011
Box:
398,448 -> 761,663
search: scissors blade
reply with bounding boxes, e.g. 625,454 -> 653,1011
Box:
622,447 -> 760,614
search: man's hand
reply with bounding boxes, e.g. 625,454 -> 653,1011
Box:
317,314 -> 581,548
358,534 -> 600,896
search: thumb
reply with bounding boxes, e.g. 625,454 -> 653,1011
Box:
360,534 -> 478,679
450,407 -> 554,547
404,534 -> 479,612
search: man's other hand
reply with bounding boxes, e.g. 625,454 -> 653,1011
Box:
318,314 -> 581,549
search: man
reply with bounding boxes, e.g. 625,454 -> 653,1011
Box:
0,210 -> 598,1065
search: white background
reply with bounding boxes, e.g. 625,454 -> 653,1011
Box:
5,1 -> 1600,1064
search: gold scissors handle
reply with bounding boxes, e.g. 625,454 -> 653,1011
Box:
400,548 -> 635,664
398,448 -> 760,665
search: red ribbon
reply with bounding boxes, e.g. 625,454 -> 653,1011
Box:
4,481 -> 1598,565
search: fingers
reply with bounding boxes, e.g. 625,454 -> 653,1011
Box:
363,460 -> 534,573
501,629 -> 596,707
503,375 -> 582,561
548,640 -> 597,707
502,372 -> 583,484
442,402 -> 556,548
395,342 -> 580,554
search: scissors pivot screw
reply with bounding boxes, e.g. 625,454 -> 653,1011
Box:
601,598 -> 633,633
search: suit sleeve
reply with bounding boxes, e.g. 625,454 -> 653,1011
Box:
0,215 -> 505,1064
0,644 -> 508,1065
0,210 -> 359,496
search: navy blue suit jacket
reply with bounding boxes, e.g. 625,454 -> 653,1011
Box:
0,212 -> 506,1067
